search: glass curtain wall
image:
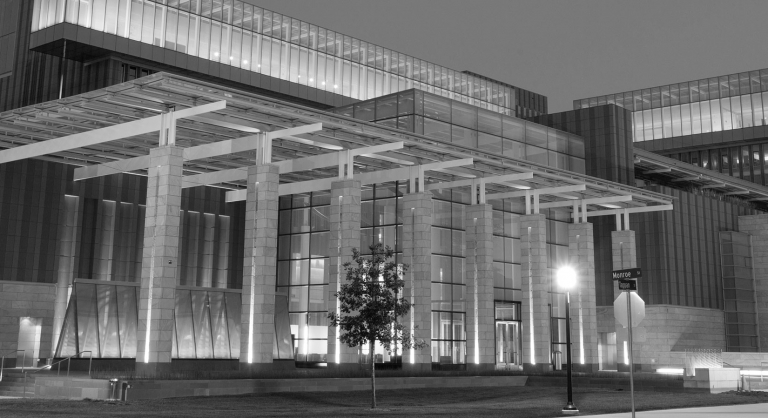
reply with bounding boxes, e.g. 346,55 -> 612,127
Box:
30,0 -> 536,116
277,191 -> 331,363
55,281 -> 245,359
546,212 -> 571,363
664,143 -> 768,186
359,182 -> 406,364
576,70 -> 768,141
335,89 -> 586,173
430,188 -> 468,365
719,232 -> 759,352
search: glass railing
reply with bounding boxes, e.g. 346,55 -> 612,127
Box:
32,0 -> 537,117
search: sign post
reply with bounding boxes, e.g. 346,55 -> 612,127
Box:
626,291 -> 635,418
613,268 -> 644,418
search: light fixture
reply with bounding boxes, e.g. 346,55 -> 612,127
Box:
229,56 -> 234,60
243,60 -> 248,64
322,81 -> 326,85
309,78 -> 313,82
214,52 -> 219,57
557,266 -> 577,290
257,64 -> 261,68
333,84 -> 338,89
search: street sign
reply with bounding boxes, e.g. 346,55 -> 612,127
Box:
612,268 -> 642,280
618,279 -> 637,291
614,292 -> 645,328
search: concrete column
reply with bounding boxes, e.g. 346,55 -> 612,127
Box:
521,213 -> 551,372
401,192 -> 432,370
239,164 -> 280,368
136,146 -> 183,374
465,204 -> 495,370
51,195 -> 80,356
569,222 -> 599,372
612,229 -> 637,372
327,179 -> 362,366
520,213 -> 552,371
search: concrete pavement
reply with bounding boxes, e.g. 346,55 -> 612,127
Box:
576,401 -> 768,417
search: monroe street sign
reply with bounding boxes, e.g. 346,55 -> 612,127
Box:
612,268 -> 642,280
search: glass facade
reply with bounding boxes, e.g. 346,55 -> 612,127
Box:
663,144 -> 768,186
431,188 -> 468,365
30,0 -> 546,117
277,191 -> 330,363
335,89 -> 586,173
575,70 -> 768,142
55,281 -> 296,359
719,232 -> 759,352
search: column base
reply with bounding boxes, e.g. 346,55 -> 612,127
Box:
617,363 -> 642,373
572,363 -> 599,373
134,362 -> 174,376
326,362 -> 362,372
238,360 -> 296,373
402,363 -> 432,373
466,363 -> 496,373
523,363 -> 553,373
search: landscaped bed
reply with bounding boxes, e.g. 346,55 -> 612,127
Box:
2,385 -> 767,417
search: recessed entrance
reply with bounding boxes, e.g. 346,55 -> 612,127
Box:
495,321 -> 521,370
17,317 -> 42,368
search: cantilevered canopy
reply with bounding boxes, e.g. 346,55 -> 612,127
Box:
0,72 -> 673,216
634,149 -> 768,204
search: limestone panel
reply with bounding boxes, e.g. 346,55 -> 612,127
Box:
136,146 -> 183,371
327,179 -> 362,364
465,204 -> 495,366
738,214 -> 768,352
569,222 -> 598,370
240,164 -> 280,365
401,192 -> 432,365
521,213 -> 550,370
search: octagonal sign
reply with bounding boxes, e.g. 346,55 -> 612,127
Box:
614,292 -> 645,328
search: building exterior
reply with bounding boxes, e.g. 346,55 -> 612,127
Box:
0,0 -> 766,376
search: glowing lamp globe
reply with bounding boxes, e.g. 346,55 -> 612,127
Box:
557,266 -> 577,290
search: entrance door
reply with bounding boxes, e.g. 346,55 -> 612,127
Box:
17,317 -> 42,368
495,321 -> 520,368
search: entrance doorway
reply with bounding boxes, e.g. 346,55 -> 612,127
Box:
17,317 -> 42,368
495,321 -> 521,369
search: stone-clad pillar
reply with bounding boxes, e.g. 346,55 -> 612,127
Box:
569,222 -> 599,372
521,213 -> 551,372
327,179 -> 362,366
465,204 -> 495,369
136,146 -> 183,374
239,164 -> 279,368
401,192 -> 432,370
612,229 -> 637,372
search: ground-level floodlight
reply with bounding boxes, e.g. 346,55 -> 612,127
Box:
557,265 -> 578,415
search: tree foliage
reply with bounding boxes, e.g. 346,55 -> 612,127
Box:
328,243 -> 426,409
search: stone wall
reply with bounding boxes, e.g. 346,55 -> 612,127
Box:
123,375 -> 528,400
597,304 -> 725,370
0,280 -> 56,361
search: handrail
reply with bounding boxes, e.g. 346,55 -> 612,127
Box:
23,351 -> 92,399
0,350 -> 27,381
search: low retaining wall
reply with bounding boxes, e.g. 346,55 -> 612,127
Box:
35,376 -> 112,399
124,376 -> 528,400
684,368 -> 740,393
525,374 -> 698,392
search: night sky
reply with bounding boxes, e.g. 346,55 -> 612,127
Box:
251,0 -> 768,112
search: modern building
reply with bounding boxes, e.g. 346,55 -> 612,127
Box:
0,0 -> 766,376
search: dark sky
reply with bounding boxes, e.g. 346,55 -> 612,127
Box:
252,0 -> 768,113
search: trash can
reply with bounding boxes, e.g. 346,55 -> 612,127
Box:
552,351 -> 563,371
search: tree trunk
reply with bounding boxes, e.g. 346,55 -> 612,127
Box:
370,339 -> 376,409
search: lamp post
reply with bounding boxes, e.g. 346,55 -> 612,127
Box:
557,265 -> 578,415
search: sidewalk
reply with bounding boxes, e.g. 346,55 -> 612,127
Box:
577,402 -> 768,417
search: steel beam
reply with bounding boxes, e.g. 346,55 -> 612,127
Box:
583,204 -> 673,218
485,184 -> 587,200
0,101 -> 226,165
539,195 -> 633,209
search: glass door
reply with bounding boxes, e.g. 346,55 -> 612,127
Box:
495,321 -> 520,369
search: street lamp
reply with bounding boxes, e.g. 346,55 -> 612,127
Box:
557,265 -> 579,415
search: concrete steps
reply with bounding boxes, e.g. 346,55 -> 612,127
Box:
0,369 -> 39,398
